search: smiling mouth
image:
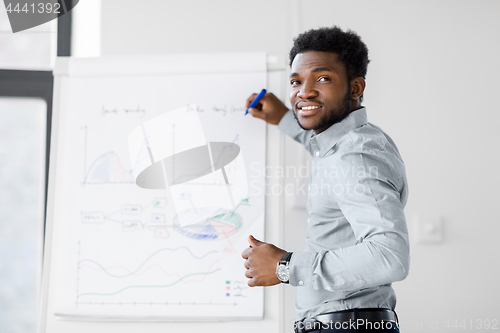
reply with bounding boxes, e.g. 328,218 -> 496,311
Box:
298,105 -> 321,116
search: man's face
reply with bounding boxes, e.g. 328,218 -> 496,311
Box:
289,51 -> 352,134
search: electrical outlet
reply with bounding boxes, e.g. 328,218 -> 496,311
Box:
413,216 -> 444,244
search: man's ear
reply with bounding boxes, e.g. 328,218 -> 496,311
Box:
350,77 -> 366,100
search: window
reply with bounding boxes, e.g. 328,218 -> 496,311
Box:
0,3 -> 71,331
0,98 -> 47,332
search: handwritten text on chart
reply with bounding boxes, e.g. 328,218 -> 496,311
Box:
197,105 -> 246,116
101,106 -> 146,117
100,105 -> 246,118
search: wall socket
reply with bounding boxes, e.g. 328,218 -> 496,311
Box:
412,216 -> 444,244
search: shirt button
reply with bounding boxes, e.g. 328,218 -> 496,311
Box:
315,151 -> 319,157
298,281 -> 304,286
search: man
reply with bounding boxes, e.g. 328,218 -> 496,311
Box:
241,26 -> 409,333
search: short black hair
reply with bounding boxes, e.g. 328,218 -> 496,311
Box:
289,26 -> 370,82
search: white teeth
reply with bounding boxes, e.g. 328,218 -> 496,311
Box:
301,106 -> 320,110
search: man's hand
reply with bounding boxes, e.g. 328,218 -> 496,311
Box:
246,92 -> 289,125
241,235 -> 287,287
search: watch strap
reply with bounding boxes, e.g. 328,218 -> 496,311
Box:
277,252 -> 292,284
280,252 -> 293,264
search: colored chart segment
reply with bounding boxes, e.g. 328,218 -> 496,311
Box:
174,209 -> 241,240
85,151 -> 134,184
174,199 -> 248,240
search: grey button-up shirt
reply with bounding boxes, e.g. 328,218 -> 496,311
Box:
278,107 -> 410,319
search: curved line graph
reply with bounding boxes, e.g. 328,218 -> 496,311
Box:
84,151 -> 134,184
79,260 -> 219,281
78,246 -> 218,278
82,125 -> 150,185
77,267 -> 221,299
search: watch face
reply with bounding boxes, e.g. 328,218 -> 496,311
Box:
276,264 -> 289,282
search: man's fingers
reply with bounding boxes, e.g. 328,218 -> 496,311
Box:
245,269 -> 252,279
246,92 -> 265,120
245,93 -> 258,108
244,259 -> 250,269
245,91 -> 288,125
247,107 -> 265,120
248,235 -> 264,248
241,247 -> 250,259
247,278 -> 256,288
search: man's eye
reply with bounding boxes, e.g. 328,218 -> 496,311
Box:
291,80 -> 300,86
319,77 -> 331,82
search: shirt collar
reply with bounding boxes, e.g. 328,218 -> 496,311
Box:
310,107 -> 368,157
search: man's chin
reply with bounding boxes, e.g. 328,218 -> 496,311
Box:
296,119 -> 315,131
293,112 -> 317,131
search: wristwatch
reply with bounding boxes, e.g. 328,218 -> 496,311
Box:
276,252 -> 293,284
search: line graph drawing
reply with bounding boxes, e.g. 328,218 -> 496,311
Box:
79,261 -> 219,280
77,267 -> 221,299
74,242 -> 246,306
79,246 -> 218,278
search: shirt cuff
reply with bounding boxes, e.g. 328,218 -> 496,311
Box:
289,251 -> 316,287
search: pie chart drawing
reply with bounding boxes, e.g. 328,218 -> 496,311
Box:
173,207 -> 243,240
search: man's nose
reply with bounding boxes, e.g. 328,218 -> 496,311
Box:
297,81 -> 318,99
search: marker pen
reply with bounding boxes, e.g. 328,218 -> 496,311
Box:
245,89 -> 266,115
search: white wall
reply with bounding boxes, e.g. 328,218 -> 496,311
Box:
94,1 -> 500,332
101,0 -> 293,55
281,2 -> 500,331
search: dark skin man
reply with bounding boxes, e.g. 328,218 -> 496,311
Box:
241,50 -> 366,287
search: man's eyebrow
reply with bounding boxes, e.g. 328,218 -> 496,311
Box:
312,67 -> 333,73
289,67 -> 333,78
